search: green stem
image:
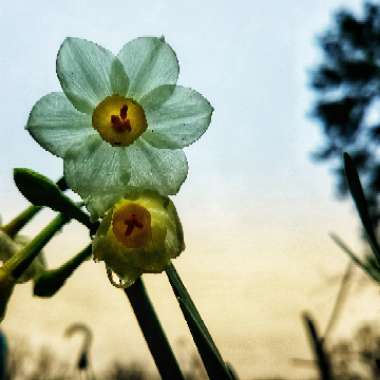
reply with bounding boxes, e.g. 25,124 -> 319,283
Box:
33,244 -> 92,297
54,244 -> 92,277
5,213 -> 70,280
2,177 -> 67,238
302,312 -> 333,380
124,278 -> 185,380
2,205 -> 42,238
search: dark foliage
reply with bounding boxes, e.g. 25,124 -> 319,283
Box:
103,361 -> 152,380
329,323 -> 380,379
311,1 -> 380,227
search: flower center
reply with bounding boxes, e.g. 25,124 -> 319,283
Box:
92,95 -> 147,147
112,203 -> 152,248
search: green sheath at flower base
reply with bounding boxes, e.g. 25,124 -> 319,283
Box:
26,36 -> 213,219
92,191 -> 184,287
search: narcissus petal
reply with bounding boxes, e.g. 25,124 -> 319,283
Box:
118,37 -> 179,100
27,92 -> 94,158
141,85 -> 213,149
57,37 -> 115,113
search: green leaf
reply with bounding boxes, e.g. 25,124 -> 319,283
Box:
13,168 -> 93,230
166,264 -> 233,380
344,152 -> 380,263
302,312 -> 333,380
177,298 -> 233,380
330,233 -> 380,284
226,363 -> 239,380
329,233 -> 367,270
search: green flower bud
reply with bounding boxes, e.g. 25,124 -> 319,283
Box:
92,191 -> 184,287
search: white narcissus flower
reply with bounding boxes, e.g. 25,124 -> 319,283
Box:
27,36 -> 213,219
92,191 -> 184,287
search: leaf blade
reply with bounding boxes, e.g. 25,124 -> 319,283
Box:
344,152 -> 380,262
166,264 -> 233,380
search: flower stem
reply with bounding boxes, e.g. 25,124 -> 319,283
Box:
33,244 -> 92,297
124,278 -> 185,380
2,177 -> 67,238
57,244 -> 92,276
2,205 -> 42,239
5,213 -> 70,280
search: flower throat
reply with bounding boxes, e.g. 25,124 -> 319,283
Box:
92,95 -> 147,147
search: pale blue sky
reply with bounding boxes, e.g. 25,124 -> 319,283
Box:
1,1 -> 374,378
0,0 -> 360,212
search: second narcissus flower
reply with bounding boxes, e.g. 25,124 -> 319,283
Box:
27,36 -> 213,219
92,191 -> 184,287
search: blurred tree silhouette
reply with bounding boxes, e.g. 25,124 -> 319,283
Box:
311,1 -> 380,227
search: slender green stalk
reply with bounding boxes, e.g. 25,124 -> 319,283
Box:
55,244 -> 92,276
33,244 -> 92,297
124,278 -> 185,380
5,213 -> 70,280
302,312 -> 333,380
2,205 -> 42,238
330,233 -> 366,270
2,176 -> 67,238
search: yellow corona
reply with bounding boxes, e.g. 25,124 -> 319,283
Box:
92,95 -> 147,146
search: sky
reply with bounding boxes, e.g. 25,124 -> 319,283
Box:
0,0 -> 377,378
